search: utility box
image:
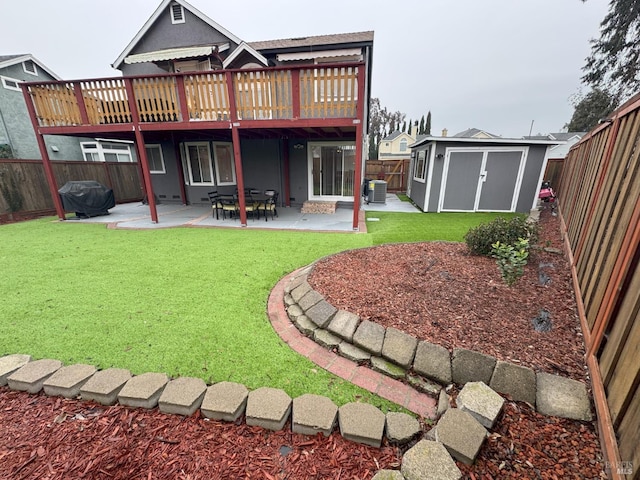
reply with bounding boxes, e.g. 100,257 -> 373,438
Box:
367,180 -> 387,204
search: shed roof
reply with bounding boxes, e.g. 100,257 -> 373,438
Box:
250,31 -> 374,52
411,135 -> 563,148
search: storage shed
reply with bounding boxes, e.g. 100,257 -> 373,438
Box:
407,136 -> 561,213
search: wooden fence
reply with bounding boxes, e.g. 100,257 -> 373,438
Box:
543,157 -> 564,189
365,159 -> 410,192
558,93 -> 640,480
0,159 -> 143,222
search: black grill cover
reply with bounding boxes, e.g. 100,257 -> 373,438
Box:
58,181 -> 115,218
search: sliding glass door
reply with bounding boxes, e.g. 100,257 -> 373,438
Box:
309,143 -> 355,199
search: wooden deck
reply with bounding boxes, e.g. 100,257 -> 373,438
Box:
23,63 -> 362,134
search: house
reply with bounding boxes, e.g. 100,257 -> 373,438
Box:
451,127 -> 500,139
408,134 -> 561,213
0,55 -> 86,160
524,132 -> 585,160
19,0 -> 374,228
378,131 -> 427,161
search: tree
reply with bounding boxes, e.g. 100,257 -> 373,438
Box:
582,0 -> 640,100
425,111 -> 432,135
367,98 -> 406,159
407,119 -> 413,136
566,88 -> 619,131
418,116 -> 425,135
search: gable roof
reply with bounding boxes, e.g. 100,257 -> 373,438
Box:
0,54 -> 61,80
222,42 -> 268,69
452,127 -> 500,138
250,31 -> 374,52
112,0 -> 244,69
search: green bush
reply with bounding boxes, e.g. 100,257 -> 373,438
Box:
464,216 -> 539,256
492,238 -> 530,286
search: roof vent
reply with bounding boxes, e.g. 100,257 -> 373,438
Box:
290,37 -> 307,41
171,3 -> 185,24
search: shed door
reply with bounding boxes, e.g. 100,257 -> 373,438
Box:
441,151 -> 483,210
477,151 -> 524,211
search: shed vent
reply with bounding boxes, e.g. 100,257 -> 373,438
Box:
171,3 -> 185,24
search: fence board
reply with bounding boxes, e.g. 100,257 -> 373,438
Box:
365,159 -> 410,192
0,160 -> 142,216
560,92 -> 640,476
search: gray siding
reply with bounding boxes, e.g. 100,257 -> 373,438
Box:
120,7 -> 239,76
289,139 -> 310,206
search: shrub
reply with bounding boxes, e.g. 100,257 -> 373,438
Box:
491,238 -> 530,286
464,216 -> 539,256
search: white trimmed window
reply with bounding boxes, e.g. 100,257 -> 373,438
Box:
22,60 -> 38,76
145,144 -> 166,174
81,141 -> 133,162
185,142 -> 214,185
400,138 -> 408,152
171,3 -> 185,24
413,148 -> 428,181
1,76 -> 21,92
212,142 -> 236,185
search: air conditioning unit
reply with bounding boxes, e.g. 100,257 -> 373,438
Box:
367,180 -> 387,204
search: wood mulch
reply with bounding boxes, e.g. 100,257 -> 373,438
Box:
309,207 -> 588,383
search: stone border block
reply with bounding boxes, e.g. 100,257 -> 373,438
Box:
382,327 -> 418,368
401,440 -> 462,480
338,402 -> 386,448
306,300 -> 337,328
118,372 -> 168,409
7,359 -> 62,394
536,373 -> 592,421
43,363 -> 97,398
158,376 -> 207,416
0,354 -> 32,386
451,348 -> 496,385
489,360 -> 536,405
80,368 -> 132,405
385,412 -> 420,444
292,393 -> 338,437
457,381 -> 505,429
352,320 -> 386,356
201,381 -> 248,422
413,341 -> 452,385
435,408 -> 487,465
246,387 -> 292,431
327,310 -> 360,342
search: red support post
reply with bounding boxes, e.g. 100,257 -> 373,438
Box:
231,126 -> 247,225
124,78 -> 158,223
172,135 -> 188,205
175,75 -> 190,122
72,82 -> 90,125
21,84 -> 66,220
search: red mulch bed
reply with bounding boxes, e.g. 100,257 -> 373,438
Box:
0,207 -> 605,478
309,207 -> 588,383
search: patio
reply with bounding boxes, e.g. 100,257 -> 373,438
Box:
64,194 -> 421,231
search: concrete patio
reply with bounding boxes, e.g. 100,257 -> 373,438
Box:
63,193 -> 421,232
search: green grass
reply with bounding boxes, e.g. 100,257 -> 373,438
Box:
0,211 -> 513,410
366,211 -> 516,245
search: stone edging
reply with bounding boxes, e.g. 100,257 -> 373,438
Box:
283,262 -> 594,424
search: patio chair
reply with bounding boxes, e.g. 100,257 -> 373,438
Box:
237,193 -> 260,221
219,194 -> 238,220
207,191 -> 223,220
258,190 -> 278,221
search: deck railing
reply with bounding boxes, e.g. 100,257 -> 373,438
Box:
24,63 -> 362,128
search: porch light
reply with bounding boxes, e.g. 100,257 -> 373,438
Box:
293,143 -> 304,149
436,153 -> 444,160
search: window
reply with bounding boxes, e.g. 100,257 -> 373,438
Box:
213,143 -> 236,185
171,3 -> 185,24
1,76 -> 21,92
400,139 -> 408,152
413,148 -> 428,181
81,141 -> 133,163
185,142 -> 214,185
145,145 -> 166,174
22,60 -> 37,76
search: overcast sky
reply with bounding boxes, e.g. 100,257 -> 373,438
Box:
4,0 -> 609,138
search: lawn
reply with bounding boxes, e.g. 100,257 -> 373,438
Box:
0,211 -> 513,410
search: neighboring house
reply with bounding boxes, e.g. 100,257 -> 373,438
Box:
0,55 -> 137,164
0,54 -> 85,160
21,0 -> 374,228
451,127 -> 500,139
408,135 -> 561,213
378,131 -> 427,161
524,132 -> 585,159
